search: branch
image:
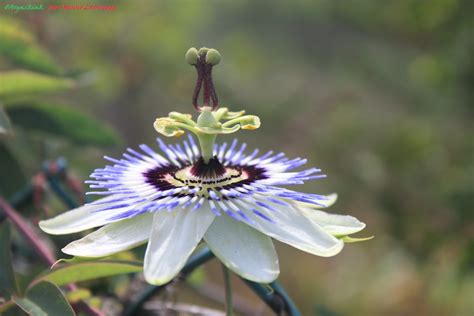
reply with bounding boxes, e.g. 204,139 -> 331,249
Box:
0,197 -> 56,265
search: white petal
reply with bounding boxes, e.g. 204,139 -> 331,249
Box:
39,195 -> 140,235
301,208 -> 366,236
204,214 -> 279,283
62,212 -> 154,257
293,193 -> 338,209
240,201 -> 344,257
144,205 -> 215,285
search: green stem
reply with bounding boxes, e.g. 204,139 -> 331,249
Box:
197,133 -> 216,162
0,300 -> 15,313
196,107 -> 219,162
222,264 -> 233,316
0,196 -> 56,265
124,246 -> 215,316
242,280 -> 302,316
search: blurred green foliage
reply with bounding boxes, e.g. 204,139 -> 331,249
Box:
6,102 -> 119,146
0,16 -> 61,74
0,70 -> 74,99
0,222 -> 19,298
0,1 -> 472,315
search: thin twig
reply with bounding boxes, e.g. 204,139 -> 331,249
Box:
0,300 -> 15,313
144,301 -> 225,316
242,280 -> 302,316
221,264 -> 233,316
185,281 -> 258,315
124,246 -> 215,316
0,197 -> 56,265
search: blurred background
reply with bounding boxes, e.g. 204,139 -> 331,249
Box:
0,0 -> 473,315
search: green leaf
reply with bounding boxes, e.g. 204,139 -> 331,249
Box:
0,222 -> 20,298
0,105 -> 13,135
32,260 -> 143,287
13,281 -> 74,316
0,143 -> 27,198
66,288 -> 91,303
6,102 -> 120,146
0,70 -> 74,100
0,17 -> 61,75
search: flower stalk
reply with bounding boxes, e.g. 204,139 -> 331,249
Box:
0,197 -> 56,265
222,264 -> 234,316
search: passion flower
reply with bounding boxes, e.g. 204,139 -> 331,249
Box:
39,47 -> 368,286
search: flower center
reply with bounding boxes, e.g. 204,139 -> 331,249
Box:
143,157 -> 267,200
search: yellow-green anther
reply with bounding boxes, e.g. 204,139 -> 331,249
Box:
154,108 -> 261,161
154,118 -> 185,137
221,115 -> 261,130
199,125 -> 240,135
154,117 -> 201,138
206,49 -> 221,65
213,108 -> 246,122
169,112 -> 196,126
185,47 -> 199,65
224,110 -> 246,120
212,108 -> 229,122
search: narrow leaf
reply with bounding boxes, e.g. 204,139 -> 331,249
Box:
66,288 -> 91,303
33,260 -> 143,287
0,222 -> 20,297
0,17 -> 61,75
0,105 -> 13,135
6,102 -> 120,146
13,281 -> 74,316
0,70 -> 74,100
0,143 -> 27,198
